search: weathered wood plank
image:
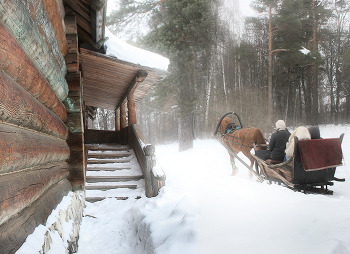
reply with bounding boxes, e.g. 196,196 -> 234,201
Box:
67,132 -> 84,152
84,129 -> 118,144
65,70 -> 85,188
0,71 -> 68,140
65,53 -> 79,72
66,112 -> 84,133
0,178 -> 71,254
64,0 -> 91,23
0,1 -> 69,101
41,0 -> 68,56
66,34 -> 78,53
91,3 -> 105,43
0,124 -> 70,174
0,22 -> 67,120
66,72 -> 82,92
75,11 -> 92,35
65,14 -> 77,34
0,162 -> 69,226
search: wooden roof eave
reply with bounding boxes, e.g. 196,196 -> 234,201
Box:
64,0 -> 107,51
80,48 -> 168,110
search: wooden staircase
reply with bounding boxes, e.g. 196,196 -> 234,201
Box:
85,144 -> 145,202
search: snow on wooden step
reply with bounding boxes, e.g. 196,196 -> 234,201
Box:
86,167 -> 143,177
85,186 -> 144,199
86,167 -> 132,171
85,196 -> 142,202
86,144 -> 129,151
85,175 -> 144,183
85,144 -> 145,202
86,180 -> 144,188
87,153 -> 132,159
87,158 -> 132,164
85,184 -> 137,190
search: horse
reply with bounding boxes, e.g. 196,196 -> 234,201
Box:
217,117 -> 267,177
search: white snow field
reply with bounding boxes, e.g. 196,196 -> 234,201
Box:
18,125 -> 350,254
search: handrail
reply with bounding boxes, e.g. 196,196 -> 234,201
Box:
130,124 -> 165,197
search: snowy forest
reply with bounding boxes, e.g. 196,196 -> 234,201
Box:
91,0 -> 350,150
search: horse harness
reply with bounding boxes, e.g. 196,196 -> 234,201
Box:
220,126 -> 255,151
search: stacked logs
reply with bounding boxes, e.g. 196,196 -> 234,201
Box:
0,0 -> 71,252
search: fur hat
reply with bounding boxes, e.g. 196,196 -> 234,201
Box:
276,120 -> 286,130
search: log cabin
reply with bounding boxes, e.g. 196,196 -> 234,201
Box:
0,0 -> 167,253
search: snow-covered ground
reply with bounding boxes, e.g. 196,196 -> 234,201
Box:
74,125 -> 350,254
17,125 -> 350,254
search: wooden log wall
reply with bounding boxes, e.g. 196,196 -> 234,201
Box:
0,0 -> 74,252
0,162 -> 69,226
0,0 -> 69,101
41,0 -> 68,56
0,179 -> 72,253
24,0 -> 67,71
0,22 -> 67,120
0,71 -> 68,139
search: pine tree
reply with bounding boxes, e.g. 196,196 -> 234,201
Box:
142,0 -> 217,151
107,0 -> 217,151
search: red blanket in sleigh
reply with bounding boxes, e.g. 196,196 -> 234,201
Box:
299,138 -> 343,171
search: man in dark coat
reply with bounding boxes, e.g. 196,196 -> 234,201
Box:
265,120 -> 290,161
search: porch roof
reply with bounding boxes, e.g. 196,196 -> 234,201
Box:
80,48 -> 168,110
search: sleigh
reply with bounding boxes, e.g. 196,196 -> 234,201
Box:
214,112 -> 345,195
251,134 -> 345,195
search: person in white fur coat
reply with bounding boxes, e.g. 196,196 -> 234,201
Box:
285,126 -> 311,159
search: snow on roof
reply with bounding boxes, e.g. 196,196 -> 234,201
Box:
105,27 -> 170,72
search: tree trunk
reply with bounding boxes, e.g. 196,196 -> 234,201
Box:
311,0 -> 319,125
267,4 -> 273,126
178,113 -> 194,152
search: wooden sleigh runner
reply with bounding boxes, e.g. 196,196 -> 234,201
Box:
251,134 -> 345,195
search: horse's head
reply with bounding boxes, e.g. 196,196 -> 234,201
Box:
217,117 -> 233,135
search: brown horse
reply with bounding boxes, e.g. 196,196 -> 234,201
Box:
218,117 -> 267,176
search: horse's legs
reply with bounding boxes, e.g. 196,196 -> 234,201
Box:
229,154 -> 237,176
242,150 -> 255,178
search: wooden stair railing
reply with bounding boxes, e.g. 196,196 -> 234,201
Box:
130,124 -> 166,197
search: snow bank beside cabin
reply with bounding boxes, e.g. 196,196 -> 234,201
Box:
16,191 -> 84,254
105,28 -> 170,71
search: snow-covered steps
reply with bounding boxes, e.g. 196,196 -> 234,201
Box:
85,144 -> 145,203
86,175 -> 144,183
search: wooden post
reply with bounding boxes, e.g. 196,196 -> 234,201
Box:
115,108 -> 120,144
120,102 -> 127,145
120,102 -> 127,129
127,93 -> 136,125
115,108 -> 120,131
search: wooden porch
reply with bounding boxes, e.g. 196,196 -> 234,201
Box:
79,47 -> 168,199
